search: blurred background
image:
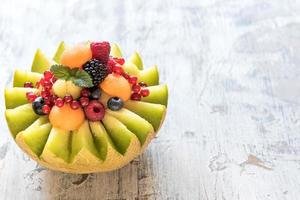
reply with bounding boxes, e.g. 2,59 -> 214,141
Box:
0,0 -> 300,199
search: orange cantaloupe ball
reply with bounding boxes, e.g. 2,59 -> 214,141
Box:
49,104 -> 85,131
100,74 -> 131,101
60,44 -> 92,68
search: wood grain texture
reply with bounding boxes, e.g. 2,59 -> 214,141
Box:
1,0 -> 300,199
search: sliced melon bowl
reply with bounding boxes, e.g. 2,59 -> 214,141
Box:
4,42 -> 168,173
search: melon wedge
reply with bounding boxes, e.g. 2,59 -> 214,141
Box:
70,121 -> 103,171
102,114 -> 140,155
142,84 -> 168,106
40,127 -> 71,169
139,65 -> 159,86
124,101 -> 166,131
89,121 -> 136,172
5,104 -> 39,138
13,70 -> 42,87
110,43 -> 123,58
127,51 -> 143,70
106,109 -> 153,145
53,41 -> 65,63
31,49 -> 53,73
5,87 -> 37,109
16,117 -> 51,157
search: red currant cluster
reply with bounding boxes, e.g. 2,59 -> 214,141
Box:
25,71 -> 88,114
25,71 -> 57,114
107,57 -> 150,101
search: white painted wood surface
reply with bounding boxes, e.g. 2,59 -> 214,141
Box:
0,0 -> 300,199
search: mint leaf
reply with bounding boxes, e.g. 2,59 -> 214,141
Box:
50,64 -> 94,87
50,65 -> 70,80
73,70 -> 93,87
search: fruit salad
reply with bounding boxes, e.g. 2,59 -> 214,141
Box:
4,41 -> 168,173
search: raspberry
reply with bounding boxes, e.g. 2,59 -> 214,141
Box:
83,59 -> 108,86
90,42 -> 111,64
84,100 -> 105,121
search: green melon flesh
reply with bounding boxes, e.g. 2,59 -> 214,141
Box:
89,121 -> 115,161
139,65 -> 159,86
122,64 -> 159,86
124,101 -> 166,131
128,51 -> 143,70
106,109 -> 153,145
70,121 -> 101,161
13,70 -> 42,87
31,49 -> 53,73
18,117 -> 52,156
142,84 -> 168,106
102,114 -> 135,155
42,127 -> 71,162
122,63 -> 140,76
53,41 -> 65,63
110,43 -> 123,58
5,104 -> 39,138
5,87 -> 37,109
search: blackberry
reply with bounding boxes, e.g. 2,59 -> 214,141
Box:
83,59 -> 108,86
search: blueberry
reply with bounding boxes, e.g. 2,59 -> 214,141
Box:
107,97 -> 124,111
32,97 -> 45,115
90,87 -> 102,100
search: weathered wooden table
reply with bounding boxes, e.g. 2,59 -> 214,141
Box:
1,0 -> 300,199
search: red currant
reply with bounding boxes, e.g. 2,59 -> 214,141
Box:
80,97 -> 89,107
70,100 -> 80,110
24,82 -> 33,88
26,92 -> 37,102
44,71 -> 53,80
51,77 -> 57,83
42,105 -> 51,114
140,89 -> 150,97
138,82 -> 148,87
128,76 -> 138,85
41,90 -> 50,98
132,84 -> 141,93
44,97 -> 51,105
40,78 -> 45,86
131,93 -> 141,101
80,88 -> 90,97
113,58 -> 125,65
64,95 -> 73,103
113,66 -> 123,74
122,72 -> 130,80
55,98 -> 64,107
